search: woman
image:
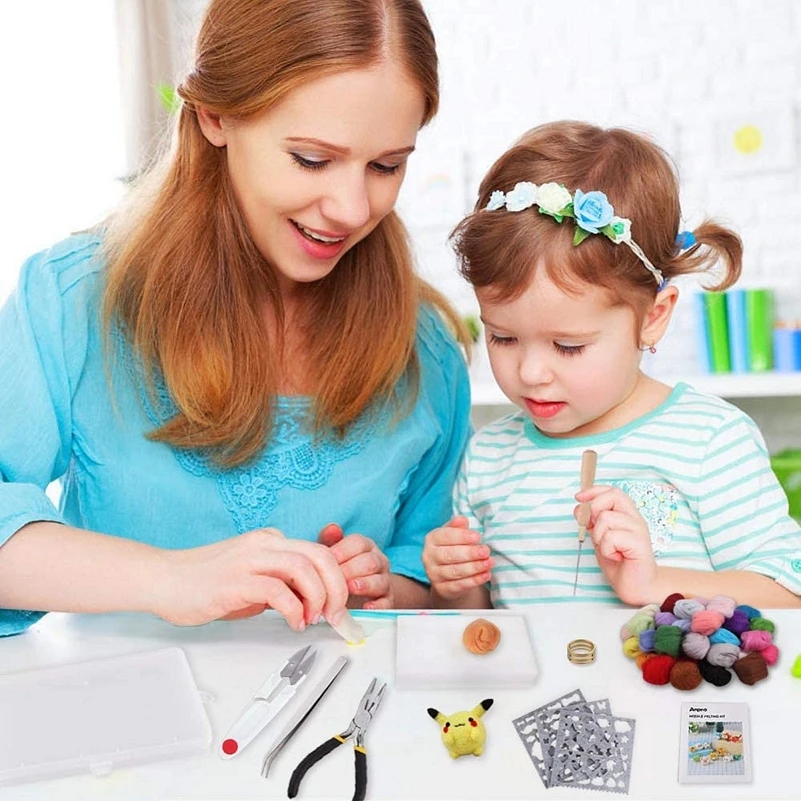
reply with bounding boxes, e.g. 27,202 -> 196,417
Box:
0,0 -> 471,636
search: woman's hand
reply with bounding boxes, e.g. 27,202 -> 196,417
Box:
422,516 -> 492,601
317,524 -> 393,610
575,485 -> 658,605
155,527 -> 349,631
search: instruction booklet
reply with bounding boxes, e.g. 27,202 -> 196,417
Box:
679,701 -> 751,784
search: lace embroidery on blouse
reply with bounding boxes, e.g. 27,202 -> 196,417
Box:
117,332 -> 380,533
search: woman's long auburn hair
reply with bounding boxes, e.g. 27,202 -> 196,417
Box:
452,121 -> 743,322
102,0 -> 467,469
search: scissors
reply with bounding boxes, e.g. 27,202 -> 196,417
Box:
287,677 -> 387,801
219,644 -> 317,758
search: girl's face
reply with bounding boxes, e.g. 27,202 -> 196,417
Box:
478,269 -> 648,438
199,61 -> 425,297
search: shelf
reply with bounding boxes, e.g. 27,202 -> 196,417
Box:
470,371 -> 801,406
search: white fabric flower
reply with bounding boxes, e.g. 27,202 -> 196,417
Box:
504,181 -> 539,212
608,216 -> 632,243
537,182 -> 573,215
485,190 -> 506,211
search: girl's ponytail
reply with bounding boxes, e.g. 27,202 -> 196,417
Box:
664,220 -> 743,292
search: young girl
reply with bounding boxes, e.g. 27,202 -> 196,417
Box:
423,121 -> 801,609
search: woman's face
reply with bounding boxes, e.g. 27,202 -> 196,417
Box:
201,61 -> 425,297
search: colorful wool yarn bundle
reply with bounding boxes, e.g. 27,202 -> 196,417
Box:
620,593 -> 778,690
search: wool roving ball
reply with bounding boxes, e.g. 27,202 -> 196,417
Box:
642,654 -> 675,685
638,629 -> 656,652
681,632 -> 710,660
673,598 -> 705,619
706,643 -> 740,669
708,628 -> 740,647
619,613 -> 654,641
655,611 -> 677,627
622,636 -> 642,659
740,630 -> 772,653
733,652 -> 769,685
760,644 -> 780,666
636,652 -> 656,670
722,609 -> 750,636
749,616 -> 775,634
653,625 -> 682,658
698,659 -> 732,687
735,604 -> 761,620
690,610 -> 725,635
670,659 -> 702,691
674,618 -> 692,633
705,595 -> 737,618
660,592 -> 684,613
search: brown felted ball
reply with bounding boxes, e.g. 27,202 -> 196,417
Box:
669,659 -> 702,691
733,651 -> 769,686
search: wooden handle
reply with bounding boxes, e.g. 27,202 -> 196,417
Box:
576,450 -> 598,539
580,449 -> 597,491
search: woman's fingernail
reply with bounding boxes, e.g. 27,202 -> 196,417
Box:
298,621 -> 306,632
352,580 -> 362,592
330,609 -> 345,626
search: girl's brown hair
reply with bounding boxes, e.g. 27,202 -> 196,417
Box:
452,121 -> 742,318
102,0 -> 466,469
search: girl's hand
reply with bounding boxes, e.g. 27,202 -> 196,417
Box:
422,516 -> 493,601
575,485 -> 658,605
318,523 -> 394,610
156,527 -> 349,631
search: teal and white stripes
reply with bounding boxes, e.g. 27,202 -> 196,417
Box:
455,383 -> 801,606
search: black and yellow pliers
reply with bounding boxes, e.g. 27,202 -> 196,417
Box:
288,677 -> 387,801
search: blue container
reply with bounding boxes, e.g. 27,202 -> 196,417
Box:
773,328 -> 801,372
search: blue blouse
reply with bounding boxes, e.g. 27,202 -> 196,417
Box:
0,235 -> 471,635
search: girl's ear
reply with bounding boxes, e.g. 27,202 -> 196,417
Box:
197,106 -> 228,147
639,284 -> 679,348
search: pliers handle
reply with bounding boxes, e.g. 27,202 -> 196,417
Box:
287,733 -> 368,801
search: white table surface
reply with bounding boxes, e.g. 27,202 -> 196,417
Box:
1,606 -> 800,801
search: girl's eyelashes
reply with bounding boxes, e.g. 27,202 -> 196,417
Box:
290,152 -> 402,176
554,342 -> 585,356
488,333 -> 516,346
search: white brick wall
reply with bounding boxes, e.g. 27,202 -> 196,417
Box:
394,0 -> 801,452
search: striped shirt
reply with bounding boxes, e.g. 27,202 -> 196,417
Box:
455,383 -> 801,606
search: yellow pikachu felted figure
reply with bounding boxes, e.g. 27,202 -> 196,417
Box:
427,699 -> 494,758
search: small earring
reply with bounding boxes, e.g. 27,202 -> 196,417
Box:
640,343 -> 657,354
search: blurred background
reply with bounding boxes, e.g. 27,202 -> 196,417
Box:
2,1 -> 800,505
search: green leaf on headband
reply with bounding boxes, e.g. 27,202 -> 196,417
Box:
560,203 -> 575,218
573,227 -> 592,246
600,224 -> 617,238
157,82 -> 180,114
538,208 -> 564,223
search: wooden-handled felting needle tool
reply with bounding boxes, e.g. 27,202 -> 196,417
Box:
572,449 -> 597,597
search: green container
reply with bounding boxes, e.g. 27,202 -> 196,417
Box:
771,449 -> 801,521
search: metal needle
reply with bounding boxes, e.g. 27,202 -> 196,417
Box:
573,449 -> 597,596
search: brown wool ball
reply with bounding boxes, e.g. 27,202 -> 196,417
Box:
670,659 -> 703,691
733,651 -> 769,686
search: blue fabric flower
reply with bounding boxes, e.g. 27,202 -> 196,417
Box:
675,230 -> 697,250
573,189 -> 615,233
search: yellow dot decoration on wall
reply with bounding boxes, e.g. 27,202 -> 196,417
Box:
733,124 -> 763,155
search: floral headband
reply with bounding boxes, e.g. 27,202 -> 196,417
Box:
485,181 -> 667,289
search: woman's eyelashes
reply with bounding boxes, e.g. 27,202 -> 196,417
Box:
290,152 -> 402,175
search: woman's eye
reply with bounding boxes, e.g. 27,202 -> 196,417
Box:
370,161 -> 402,176
489,333 -> 515,346
291,153 -> 328,171
554,342 -> 585,356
